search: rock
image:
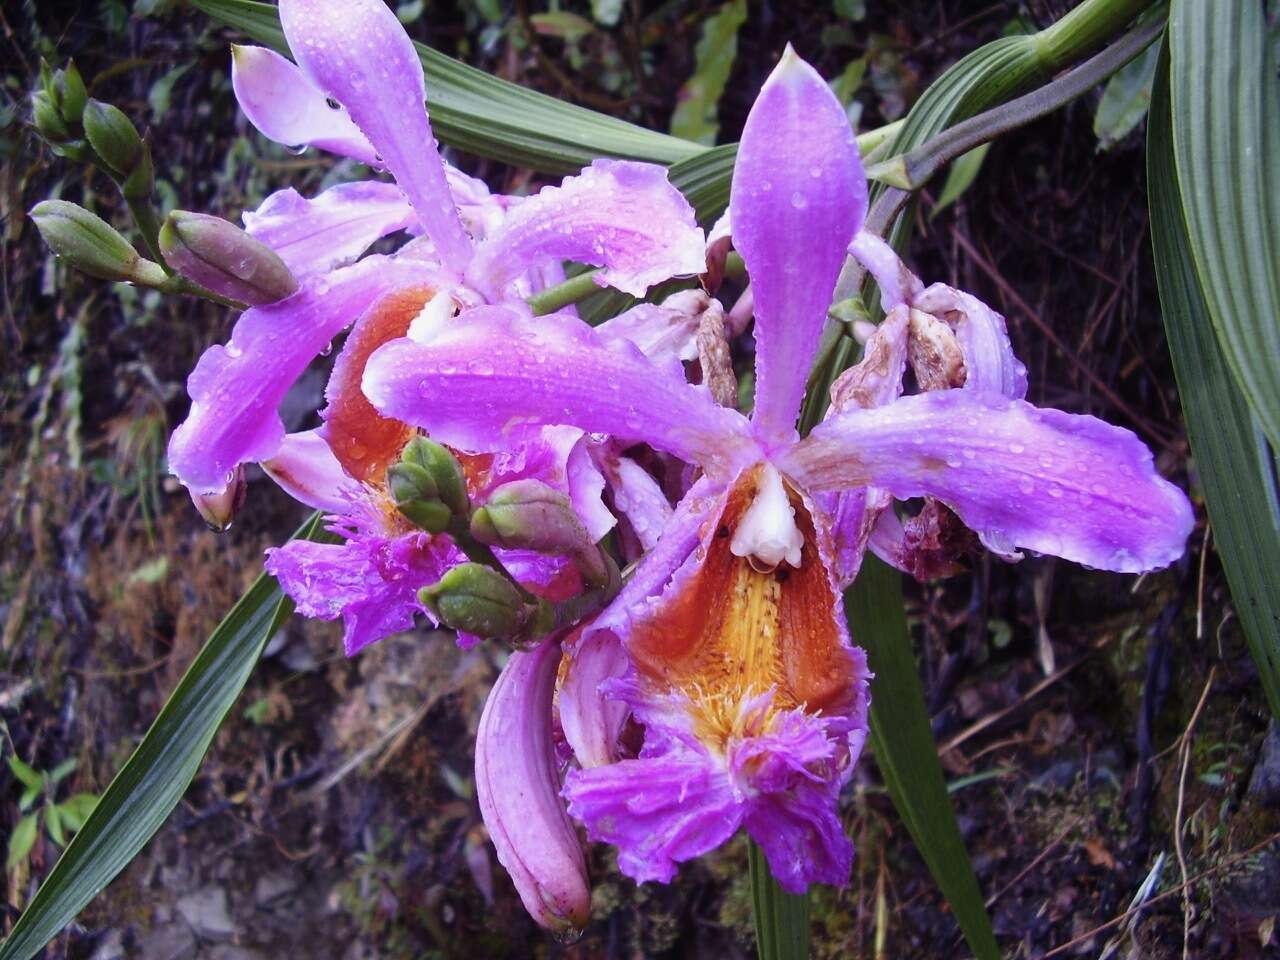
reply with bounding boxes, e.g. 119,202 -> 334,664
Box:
1247,721 -> 1280,806
254,872 -> 298,906
135,922 -> 197,960
177,885 -> 236,940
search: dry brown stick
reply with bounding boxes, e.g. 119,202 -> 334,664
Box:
1041,832 -> 1280,958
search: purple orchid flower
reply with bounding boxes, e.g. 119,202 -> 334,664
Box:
361,47 -> 1194,896
167,0 -> 707,505
162,0 -> 716,659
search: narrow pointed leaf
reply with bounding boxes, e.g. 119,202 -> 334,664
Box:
845,558 -> 1000,960
1167,0 -> 1280,448
0,513 -> 327,960
1148,46 -> 1280,719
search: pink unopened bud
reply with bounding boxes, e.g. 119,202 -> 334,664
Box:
159,210 -> 299,306
189,466 -> 247,531
475,639 -> 591,938
470,480 -> 591,556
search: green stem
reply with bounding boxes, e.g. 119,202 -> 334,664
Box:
1036,0 -> 1159,68
123,194 -> 166,267
527,270 -> 603,316
869,10 -> 1166,193
749,840 -> 810,960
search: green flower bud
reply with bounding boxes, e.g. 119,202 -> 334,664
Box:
29,200 -> 166,285
32,90 -> 71,142
159,211 -> 299,306
419,564 -> 533,640
56,62 -> 88,127
82,100 -> 143,178
401,436 -> 469,516
387,461 -> 451,533
120,142 -> 155,202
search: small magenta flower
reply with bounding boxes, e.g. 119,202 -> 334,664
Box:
362,47 -> 1194,893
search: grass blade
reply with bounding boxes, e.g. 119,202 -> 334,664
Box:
1148,45 -> 1280,719
0,513 -> 327,960
1167,0 -> 1280,448
845,558 -> 1000,960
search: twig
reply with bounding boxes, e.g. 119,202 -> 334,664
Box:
1175,667 -> 1216,960
939,635 -> 1114,755
984,816 -> 1083,909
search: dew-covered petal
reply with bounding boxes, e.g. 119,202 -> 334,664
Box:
731,47 -> 867,444
913,282 -> 1028,400
279,0 -> 473,272
230,45 -> 379,164
467,160 -> 705,299
260,429 -> 354,513
476,639 -> 591,935
168,255 -> 439,493
847,231 -> 922,312
362,306 -> 759,478
242,182 -> 416,277
321,285 -> 435,483
780,391 -> 1195,572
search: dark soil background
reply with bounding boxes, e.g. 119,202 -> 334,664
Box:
2,1 -> 1278,958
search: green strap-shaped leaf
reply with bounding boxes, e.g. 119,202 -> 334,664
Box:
749,839 -> 809,960
845,559 -> 1000,960
1167,0 -> 1280,449
0,514 -> 327,960
190,0 -> 704,174
1148,45 -> 1280,720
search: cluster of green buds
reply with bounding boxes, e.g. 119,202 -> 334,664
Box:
385,437 -> 619,646
28,60 -> 298,311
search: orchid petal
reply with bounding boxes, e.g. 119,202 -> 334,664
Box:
279,0 -> 473,272
592,446 -> 673,551
848,231 -> 923,312
913,282 -> 1028,399
731,47 -> 867,444
595,295 -> 704,367
167,255 -> 439,493
558,628 -> 630,769
261,429 -> 354,513
230,45 -> 378,164
362,306 -> 759,478
476,639 -> 591,935
564,739 -> 744,886
467,160 -> 705,299
780,390 -> 1195,572
242,182 -> 416,277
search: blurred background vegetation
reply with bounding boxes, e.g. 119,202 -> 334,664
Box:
1,1 -> 1277,957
